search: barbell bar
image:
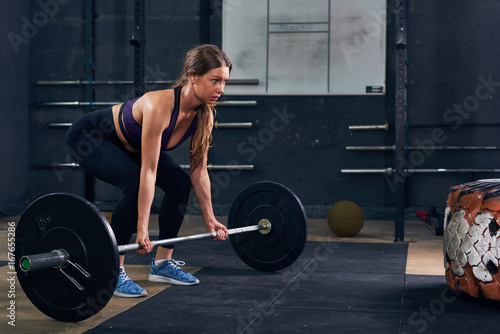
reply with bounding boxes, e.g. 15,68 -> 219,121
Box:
348,122 -> 500,131
348,122 -> 389,131
213,121 -> 253,129
20,219 -> 272,272
118,219 -> 271,252
15,181 -> 307,322
19,249 -> 69,272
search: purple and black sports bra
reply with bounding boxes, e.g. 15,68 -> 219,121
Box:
118,87 -> 197,151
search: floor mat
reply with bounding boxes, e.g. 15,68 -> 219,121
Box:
87,241 -> 409,333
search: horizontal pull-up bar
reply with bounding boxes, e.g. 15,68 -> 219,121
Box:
346,145 -> 500,151
36,79 -> 259,86
37,101 -> 258,107
49,122 -> 253,129
46,162 -> 254,171
341,168 -> 500,174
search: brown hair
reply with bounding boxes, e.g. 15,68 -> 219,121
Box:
173,44 -> 232,167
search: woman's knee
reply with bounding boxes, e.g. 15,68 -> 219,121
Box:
158,168 -> 192,197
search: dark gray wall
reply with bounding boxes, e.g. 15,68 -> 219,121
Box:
405,0 -> 500,207
26,0 -> 392,218
3,0 -> 500,221
0,2 -> 30,212
28,0 -> 85,202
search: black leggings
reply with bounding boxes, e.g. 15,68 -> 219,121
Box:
65,107 -> 191,249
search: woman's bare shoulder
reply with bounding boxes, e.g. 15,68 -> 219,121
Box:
139,88 -> 176,112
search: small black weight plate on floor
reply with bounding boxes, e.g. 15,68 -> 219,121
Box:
15,193 -> 119,322
228,181 -> 308,272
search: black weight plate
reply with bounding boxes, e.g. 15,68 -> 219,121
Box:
15,193 -> 119,322
228,181 -> 308,272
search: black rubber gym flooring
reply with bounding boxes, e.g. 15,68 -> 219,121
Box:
75,239 -> 499,334
2,216 -> 499,333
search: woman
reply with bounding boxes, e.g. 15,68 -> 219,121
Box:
66,44 -> 231,297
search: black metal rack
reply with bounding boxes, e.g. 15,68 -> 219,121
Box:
394,0 -> 408,242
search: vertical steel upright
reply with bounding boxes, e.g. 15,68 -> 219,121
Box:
394,0 -> 408,242
84,0 -> 95,202
132,0 -> 145,97
200,0 -> 210,43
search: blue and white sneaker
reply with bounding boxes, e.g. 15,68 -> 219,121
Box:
149,258 -> 199,285
113,267 -> 147,298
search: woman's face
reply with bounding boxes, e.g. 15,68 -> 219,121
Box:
192,66 -> 230,104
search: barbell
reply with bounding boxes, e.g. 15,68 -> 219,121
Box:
14,181 -> 308,322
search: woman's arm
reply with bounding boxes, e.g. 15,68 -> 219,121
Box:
135,94 -> 171,254
190,145 -> 228,240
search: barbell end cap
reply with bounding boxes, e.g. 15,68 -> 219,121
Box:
20,256 -> 32,272
258,219 -> 272,235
